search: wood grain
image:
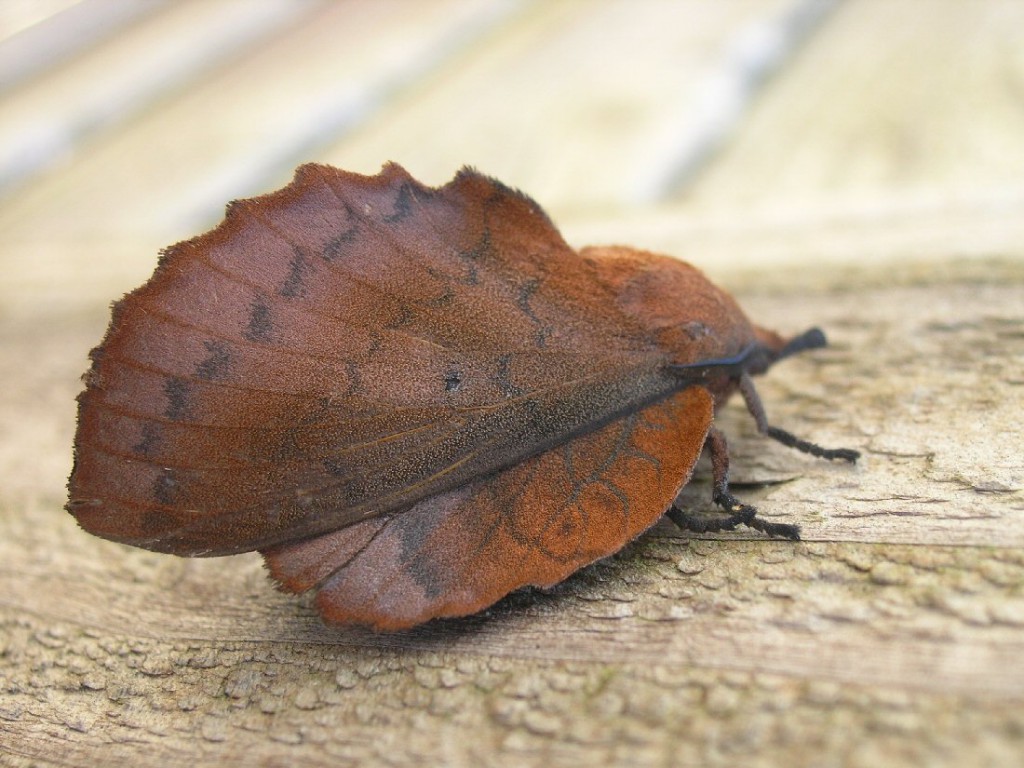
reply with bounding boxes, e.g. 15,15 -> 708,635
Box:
1,1 -> 1022,765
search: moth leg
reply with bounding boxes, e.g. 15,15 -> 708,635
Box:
739,373 -> 859,462
668,426 -> 801,541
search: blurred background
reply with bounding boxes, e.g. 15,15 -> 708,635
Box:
3,0 -> 1023,323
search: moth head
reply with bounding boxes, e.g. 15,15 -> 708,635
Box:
666,326 -> 829,406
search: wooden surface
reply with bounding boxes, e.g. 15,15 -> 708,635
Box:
2,1 -> 1023,766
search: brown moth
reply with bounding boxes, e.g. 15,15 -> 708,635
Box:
67,163 -> 858,630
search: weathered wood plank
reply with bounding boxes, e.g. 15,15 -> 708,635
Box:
0,0 -> 320,194
0,0 -> 526,244
1,258 -> 1022,767
2,1 -> 1023,766
321,0 -> 801,213
1,614 -> 1017,768
0,0 -> 166,93
676,0 -> 1024,212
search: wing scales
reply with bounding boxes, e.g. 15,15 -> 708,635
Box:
69,164 -> 683,555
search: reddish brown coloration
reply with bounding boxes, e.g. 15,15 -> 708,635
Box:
67,163 -> 858,631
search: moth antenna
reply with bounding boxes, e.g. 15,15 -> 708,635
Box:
775,326 -> 827,361
738,373 -> 860,463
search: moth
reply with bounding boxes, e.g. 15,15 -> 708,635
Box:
67,163 -> 858,630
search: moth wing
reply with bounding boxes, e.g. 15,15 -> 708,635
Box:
69,164 -> 676,556
262,387 -> 713,630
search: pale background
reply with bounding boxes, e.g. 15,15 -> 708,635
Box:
1,1 -> 1022,766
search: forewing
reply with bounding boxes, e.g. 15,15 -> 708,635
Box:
262,387 -> 713,630
68,164 -> 677,555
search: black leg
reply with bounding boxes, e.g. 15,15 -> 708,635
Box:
739,373 -> 859,462
668,426 -> 801,541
